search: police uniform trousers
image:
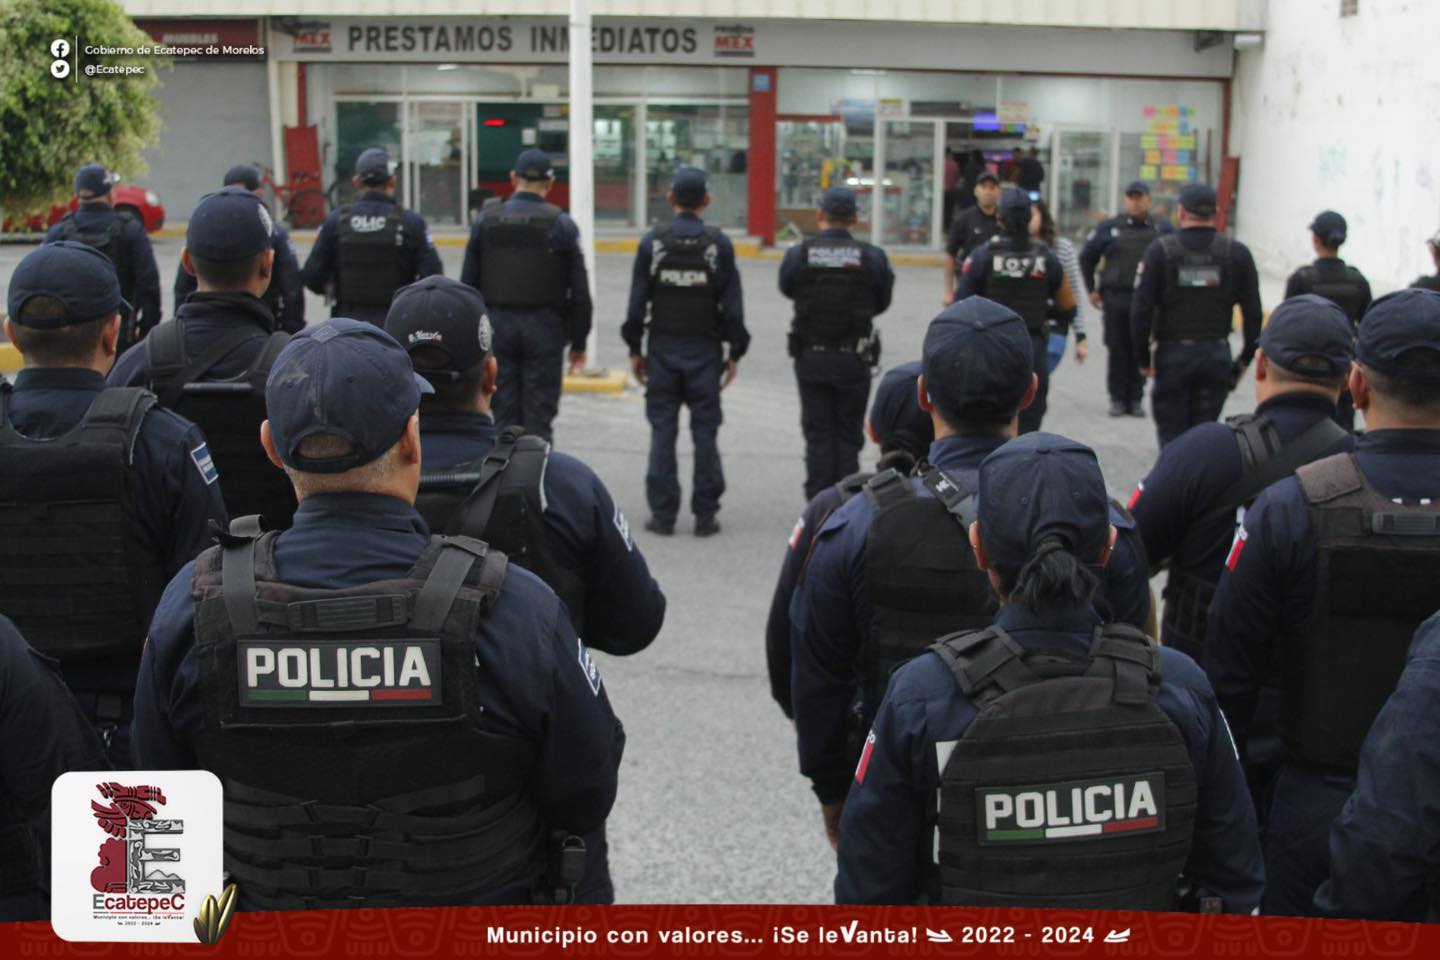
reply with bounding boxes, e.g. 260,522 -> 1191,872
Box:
794,348 -> 872,500
1102,291 -> 1145,408
1261,765 -> 1355,916
1018,332 -> 1050,436
645,335 -> 726,524
1151,340 -> 1231,447
491,307 -> 569,442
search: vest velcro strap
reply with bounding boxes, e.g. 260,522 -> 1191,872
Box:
920,465 -> 978,529
1372,512 -> 1440,536
410,543 -> 480,633
280,595 -> 411,632
221,539 -> 262,636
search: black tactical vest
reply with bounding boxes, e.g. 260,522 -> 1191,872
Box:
981,239 -> 1052,333
58,212 -> 129,285
478,200 -> 569,308
1284,454 -> 1440,772
336,206 -> 405,309
190,528 -> 545,909
932,623 -> 1196,909
862,466 -> 995,708
791,235 -> 876,345
1156,233 -> 1235,341
1161,413 -> 1348,661
648,223 -> 723,338
416,428 -> 585,630
0,386 -> 166,659
1294,261 -> 1369,325
1099,220 -> 1159,291
145,316 -> 296,530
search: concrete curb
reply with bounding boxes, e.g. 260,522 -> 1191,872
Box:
0,343 -> 18,374
563,368 -> 627,394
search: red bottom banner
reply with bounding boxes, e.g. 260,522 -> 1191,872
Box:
4,905 -> 1432,957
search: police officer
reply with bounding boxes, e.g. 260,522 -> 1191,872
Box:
302,147 -> 443,327
132,318 -> 624,908
174,164 -> 305,333
1131,182 -> 1263,447
1206,288 -> 1440,915
0,242 -> 227,765
43,163 -> 161,354
1315,611 -> 1440,921
942,170 -> 1000,304
792,299 -> 1156,847
1079,180 -> 1173,418
1410,230 -> 1440,292
956,187 -> 1076,435
834,432 -> 1263,909
111,188 -> 298,530
1131,295 -> 1355,663
779,186 -> 894,500
461,149 -> 593,441
623,167 -> 749,535
766,360 -> 933,719
0,614 -> 109,921
388,275 -> 666,654
1284,211 -> 1371,429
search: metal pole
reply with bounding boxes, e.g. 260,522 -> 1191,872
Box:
265,19 -> 286,186
569,0 -> 598,366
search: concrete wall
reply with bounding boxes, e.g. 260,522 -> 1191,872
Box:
1231,0 -> 1440,294
140,61 -> 273,223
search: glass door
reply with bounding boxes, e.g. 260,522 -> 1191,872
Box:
775,118 -> 843,241
880,119 -> 936,246
334,101 -> 402,209
407,101 -> 467,226
1052,129 -> 1113,247
645,105 -> 749,228
594,106 -> 634,226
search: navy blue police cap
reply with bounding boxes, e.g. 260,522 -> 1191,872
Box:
1178,182 -> 1217,217
223,164 -> 263,191
1310,210 -> 1348,246
186,187 -> 273,262
386,276 -> 494,382
921,297 -> 1033,424
514,149 -> 555,181
1124,180 -> 1151,196
6,241 -> 122,328
355,148 -> 396,185
266,318 -> 434,475
671,167 -> 708,208
999,186 -> 1032,216
74,163 -> 116,199
978,432 -> 1112,573
1357,288 -> 1440,385
821,186 -> 858,219
1259,294 -> 1355,379
868,361 -> 934,455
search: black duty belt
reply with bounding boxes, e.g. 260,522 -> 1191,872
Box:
1156,337 -> 1229,346
804,340 -> 862,354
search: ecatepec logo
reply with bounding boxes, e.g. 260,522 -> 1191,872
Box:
52,771 -> 223,942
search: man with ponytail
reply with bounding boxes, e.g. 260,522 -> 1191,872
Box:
835,432 -> 1262,910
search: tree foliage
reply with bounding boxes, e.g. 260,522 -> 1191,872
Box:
0,0 -> 166,215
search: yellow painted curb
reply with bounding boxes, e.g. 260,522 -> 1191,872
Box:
563,368 -> 627,394
0,343 -> 19,374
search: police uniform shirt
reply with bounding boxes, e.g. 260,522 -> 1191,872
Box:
622,212 -> 749,358
419,412 -> 667,656
945,206 -> 1000,263
1129,227 -> 1264,368
792,435 -> 1155,804
301,191 -> 443,322
1205,429 -> 1440,739
174,221 -> 305,333
1130,394 -> 1353,614
833,600 -> 1264,909
1316,610 -> 1440,922
460,191 -> 593,349
955,239 -> 1073,326
0,614 -> 109,921
109,292 -> 279,387
777,228 -> 895,329
44,205 -> 162,337
132,492 -> 625,904
1077,215 -> 1174,298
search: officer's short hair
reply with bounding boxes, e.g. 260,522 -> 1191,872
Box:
1268,361 -> 1347,393
409,348 -> 489,413
284,433 -> 398,496
1362,351 -> 1440,415
188,251 -> 267,292
9,298 -> 111,366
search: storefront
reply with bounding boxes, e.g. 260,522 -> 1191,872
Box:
259,17 -> 1233,245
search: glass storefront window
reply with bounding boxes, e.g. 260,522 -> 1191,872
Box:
595,105 -> 634,225
645,105 -> 747,228
410,101 -> 467,226
776,119 -> 842,240
334,101 -> 402,208
881,120 -> 936,246
1053,129 -> 1112,245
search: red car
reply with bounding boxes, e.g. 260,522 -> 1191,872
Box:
2,183 -> 165,234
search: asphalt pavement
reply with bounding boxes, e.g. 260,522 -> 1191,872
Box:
0,235 -> 1266,903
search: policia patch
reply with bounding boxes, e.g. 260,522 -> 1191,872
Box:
239,639 -> 440,707
977,773 -> 1165,845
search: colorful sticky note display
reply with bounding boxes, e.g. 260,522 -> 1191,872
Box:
1145,150 -> 1161,164
1141,135 -> 1159,149
1139,165 -> 1158,181
1143,105 -> 1157,118
1176,134 -> 1196,150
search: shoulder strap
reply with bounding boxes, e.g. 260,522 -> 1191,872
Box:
918,463 -> 978,531
1226,413 -> 1283,474
441,428 -> 535,538
929,626 -> 1044,701
1296,452 -> 1366,505
1086,623 -> 1161,707
79,387 -> 157,466
1210,232 -> 1232,260
145,317 -> 188,382
862,467 -> 913,513
218,522 -> 265,637
148,322 -> 260,407
252,331 -> 291,376
1201,416 -> 1348,525
1159,233 -> 1183,260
